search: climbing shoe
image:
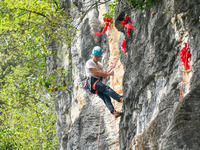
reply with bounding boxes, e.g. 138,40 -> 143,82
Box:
113,111 -> 123,118
119,97 -> 124,103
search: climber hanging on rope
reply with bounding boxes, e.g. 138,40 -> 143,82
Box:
85,46 -> 124,118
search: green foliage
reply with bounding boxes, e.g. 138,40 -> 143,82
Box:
162,9 -> 167,14
103,0 -> 119,19
103,0 -> 154,20
103,0 -> 119,23
0,0 -> 75,149
0,100 -> 58,149
129,0 -> 154,10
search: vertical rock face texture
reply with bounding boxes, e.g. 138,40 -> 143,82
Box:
55,0 -> 200,150
56,0 -> 123,150
114,0 -> 200,150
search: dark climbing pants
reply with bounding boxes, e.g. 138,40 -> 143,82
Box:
95,81 -> 122,113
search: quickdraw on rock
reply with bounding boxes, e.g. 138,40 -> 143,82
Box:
121,40 -> 127,55
179,43 -> 192,101
121,16 -> 130,27
95,17 -> 112,36
180,43 -> 191,70
115,124 -> 123,135
121,16 -> 134,37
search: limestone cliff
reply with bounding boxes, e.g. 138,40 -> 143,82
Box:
55,0 -> 200,150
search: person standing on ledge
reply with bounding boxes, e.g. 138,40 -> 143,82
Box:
85,46 -> 124,118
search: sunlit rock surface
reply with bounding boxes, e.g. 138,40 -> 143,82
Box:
55,0 -> 200,149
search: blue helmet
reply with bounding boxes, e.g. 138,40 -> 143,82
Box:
92,46 -> 103,55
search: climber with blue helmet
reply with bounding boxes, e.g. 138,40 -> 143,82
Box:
85,46 -> 124,118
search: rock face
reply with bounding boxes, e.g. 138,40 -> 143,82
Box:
114,0 -> 200,150
55,0 -> 123,150
55,0 -> 200,150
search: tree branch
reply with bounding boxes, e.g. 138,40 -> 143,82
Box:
69,0 -> 111,46
52,0 -> 59,11
74,0 -> 111,30
19,8 -> 51,22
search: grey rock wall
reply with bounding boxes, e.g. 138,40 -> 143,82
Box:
114,0 -> 200,149
54,0 -> 200,150
55,0 -> 119,150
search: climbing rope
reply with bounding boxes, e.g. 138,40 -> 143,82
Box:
97,100 -> 103,150
97,30 -> 122,150
179,71 -> 186,101
105,56 -> 121,73
112,75 -> 117,150
96,16 -> 126,150
97,27 -> 110,150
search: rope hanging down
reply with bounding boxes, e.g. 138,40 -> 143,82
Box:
112,75 -> 117,150
97,52 -> 122,150
97,39 -> 120,150
97,26 -> 110,150
97,99 -> 103,150
96,33 -> 121,150
96,16 -> 126,150
105,56 -> 121,73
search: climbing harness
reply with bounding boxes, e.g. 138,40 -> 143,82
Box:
179,43 -> 191,101
84,76 -> 101,94
92,79 -> 100,94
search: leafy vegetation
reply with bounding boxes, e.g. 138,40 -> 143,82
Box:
129,0 -> 154,10
0,0 -> 75,149
103,0 -> 119,21
103,0 -> 154,20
